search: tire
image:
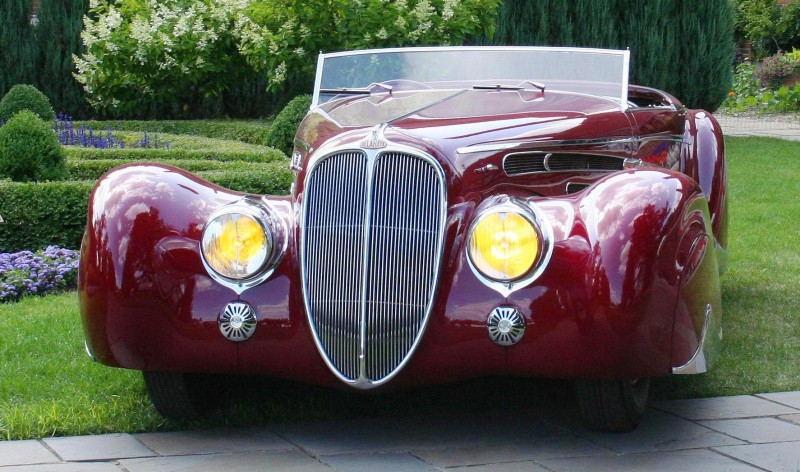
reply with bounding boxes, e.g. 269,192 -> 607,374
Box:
574,377 -> 650,432
142,371 -> 225,420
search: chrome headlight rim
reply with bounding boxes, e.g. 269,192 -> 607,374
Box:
200,197 -> 287,294
466,198 -> 553,296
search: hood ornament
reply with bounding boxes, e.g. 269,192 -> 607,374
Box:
361,125 -> 388,149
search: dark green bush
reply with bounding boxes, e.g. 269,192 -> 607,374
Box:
0,110 -> 67,182
481,0 -> 735,112
65,147 -> 286,164
0,180 -> 92,252
266,95 -> 312,155
0,84 -> 56,122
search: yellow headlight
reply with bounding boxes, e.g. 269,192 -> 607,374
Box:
201,212 -> 270,280
468,211 -> 540,281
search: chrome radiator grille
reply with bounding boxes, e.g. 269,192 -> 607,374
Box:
302,149 -> 446,386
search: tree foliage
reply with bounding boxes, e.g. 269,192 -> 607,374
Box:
75,0 -> 501,117
735,0 -> 800,58
482,0 -> 735,112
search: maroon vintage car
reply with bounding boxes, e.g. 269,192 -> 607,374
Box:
79,47 -> 727,432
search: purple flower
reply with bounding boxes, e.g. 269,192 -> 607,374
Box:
0,246 -> 79,303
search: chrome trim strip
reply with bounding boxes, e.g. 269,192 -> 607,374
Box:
458,137 -> 639,155
458,135 -> 686,155
300,132 -> 447,389
672,304 -> 712,374
465,198 -> 554,297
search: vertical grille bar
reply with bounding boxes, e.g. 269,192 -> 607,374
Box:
303,152 -> 367,381
303,149 -> 445,385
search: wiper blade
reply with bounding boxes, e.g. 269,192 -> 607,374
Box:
319,82 -> 394,96
473,81 -> 546,92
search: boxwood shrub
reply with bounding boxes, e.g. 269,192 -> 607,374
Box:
0,111 -> 68,182
65,147 -> 287,163
0,163 -> 292,252
0,84 -> 56,122
77,120 -> 273,146
67,158 -> 291,184
0,181 -> 92,252
266,94 -> 312,155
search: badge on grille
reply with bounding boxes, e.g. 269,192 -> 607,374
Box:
487,306 -> 526,346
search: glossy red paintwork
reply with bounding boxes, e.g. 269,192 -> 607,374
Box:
79,82 -> 726,388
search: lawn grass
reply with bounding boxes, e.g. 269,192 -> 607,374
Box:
1,136 -> 798,439
653,136 -> 800,398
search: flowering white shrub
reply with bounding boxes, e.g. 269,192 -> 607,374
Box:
75,0 -> 501,115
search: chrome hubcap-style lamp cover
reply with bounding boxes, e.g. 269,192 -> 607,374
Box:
219,302 -> 257,342
487,306 -> 525,346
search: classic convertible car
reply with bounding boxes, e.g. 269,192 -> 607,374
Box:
79,47 -> 727,432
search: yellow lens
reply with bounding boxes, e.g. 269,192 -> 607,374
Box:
468,211 -> 539,281
202,213 -> 270,279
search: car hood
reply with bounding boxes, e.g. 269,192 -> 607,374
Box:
307,88 -> 632,157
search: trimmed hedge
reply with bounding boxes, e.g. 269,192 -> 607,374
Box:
197,163 -> 293,195
0,163 -> 292,252
67,158 -> 291,184
0,181 -> 92,252
65,147 -> 287,164
77,120 -> 274,146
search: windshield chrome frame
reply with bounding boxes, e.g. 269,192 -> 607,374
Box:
312,46 -> 630,109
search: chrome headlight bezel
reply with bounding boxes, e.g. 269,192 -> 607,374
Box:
200,197 -> 287,294
466,198 -> 554,296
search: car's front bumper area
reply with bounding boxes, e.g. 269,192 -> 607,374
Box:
80,164 -> 720,389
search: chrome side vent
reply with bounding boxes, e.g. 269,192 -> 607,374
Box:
504,152 -> 624,176
302,149 -> 446,387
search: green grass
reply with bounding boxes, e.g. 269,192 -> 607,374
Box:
653,136 -> 800,398
1,136 -> 799,439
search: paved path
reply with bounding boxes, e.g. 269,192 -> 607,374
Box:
716,114 -> 800,141
2,392 -> 800,471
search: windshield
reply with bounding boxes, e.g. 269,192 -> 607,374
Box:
313,47 -> 630,107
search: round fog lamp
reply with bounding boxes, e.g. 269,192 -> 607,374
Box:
468,211 -> 540,281
201,212 -> 270,280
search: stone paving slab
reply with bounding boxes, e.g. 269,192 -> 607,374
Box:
652,394 -> 799,420
0,440 -> 59,467
758,391 -> 800,410
272,410 -> 563,456
119,450 -> 332,472
699,417 -> 800,443
538,448 -> 763,472
714,441 -> 800,472
782,413 -> 800,425
411,436 -> 609,468
320,452 -> 435,472
576,409 -> 744,454
446,462 -> 550,472
0,463 -> 122,472
43,433 -> 155,461
135,427 -> 293,456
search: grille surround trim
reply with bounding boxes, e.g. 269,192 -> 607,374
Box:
300,140 -> 448,389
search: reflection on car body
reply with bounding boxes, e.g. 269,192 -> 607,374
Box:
79,47 -> 727,431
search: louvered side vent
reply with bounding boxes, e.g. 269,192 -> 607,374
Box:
302,150 -> 445,385
504,153 -> 624,175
